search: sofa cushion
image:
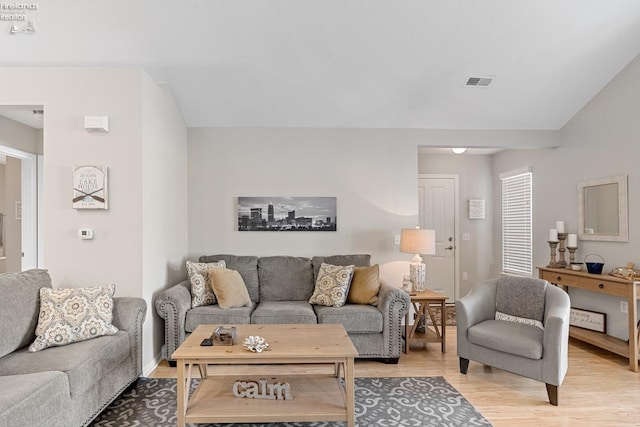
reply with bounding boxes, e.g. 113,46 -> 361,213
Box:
251,301 -> 317,324
29,284 -> 119,352
0,269 -> 52,358
0,372 -> 70,427
314,304 -> 383,333
309,263 -> 354,308
258,256 -> 314,301
347,265 -> 381,306
0,331 -> 131,397
207,268 -> 252,309
468,319 -> 544,360
185,304 -> 254,332
312,254 -> 371,281
200,255 -> 260,303
187,260 -> 226,307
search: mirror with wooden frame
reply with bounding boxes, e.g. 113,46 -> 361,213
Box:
578,174 -> 628,242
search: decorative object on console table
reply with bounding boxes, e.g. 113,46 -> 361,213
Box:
557,232 -> 568,268
610,263 -> 640,281
400,227 -> 436,293
546,240 -> 559,268
566,233 -> 578,269
585,254 -> 605,275
570,307 -> 606,333
72,165 -> 108,210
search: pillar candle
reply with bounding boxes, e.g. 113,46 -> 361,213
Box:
555,221 -> 565,233
568,233 -> 578,247
549,228 -> 558,242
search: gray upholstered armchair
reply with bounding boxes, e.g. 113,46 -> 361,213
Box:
456,276 -> 571,405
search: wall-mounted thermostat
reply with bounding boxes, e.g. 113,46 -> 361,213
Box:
78,228 -> 94,240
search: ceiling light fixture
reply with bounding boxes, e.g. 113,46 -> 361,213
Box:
452,148 -> 467,154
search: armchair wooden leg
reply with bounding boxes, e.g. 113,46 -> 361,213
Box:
546,383 -> 558,406
459,357 -> 469,374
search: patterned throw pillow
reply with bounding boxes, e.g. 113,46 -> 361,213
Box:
309,263 -> 354,308
187,260 -> 226,308
29,284 -> 119,352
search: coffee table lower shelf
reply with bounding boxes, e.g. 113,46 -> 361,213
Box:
186,375 -> 348,424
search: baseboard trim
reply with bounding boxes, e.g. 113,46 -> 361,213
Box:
143,351 -> 162,377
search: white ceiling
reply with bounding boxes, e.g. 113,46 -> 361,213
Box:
1,1 -> 640,130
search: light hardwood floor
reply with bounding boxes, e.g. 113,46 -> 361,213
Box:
150,327 -> 640,426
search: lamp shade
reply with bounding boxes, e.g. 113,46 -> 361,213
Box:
399,228 -> 436,255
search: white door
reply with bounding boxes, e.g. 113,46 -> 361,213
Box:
418,176 -> 457,301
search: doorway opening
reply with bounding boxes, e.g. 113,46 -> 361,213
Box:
0,106 -> 43,272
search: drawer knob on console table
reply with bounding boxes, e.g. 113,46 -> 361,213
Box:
556,276 -> 562,281
599,284 -> 604,289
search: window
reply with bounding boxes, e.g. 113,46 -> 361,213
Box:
500,168 -> 532,276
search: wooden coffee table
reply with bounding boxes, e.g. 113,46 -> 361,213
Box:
171,324 -> 358,427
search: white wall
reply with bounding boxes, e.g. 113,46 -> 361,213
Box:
0,67 -> 187,370
493,54 -> 640,341
141,77 -> 188,372
187,128 -> 420,283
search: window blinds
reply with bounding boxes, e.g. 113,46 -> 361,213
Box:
500,168 -> 532,276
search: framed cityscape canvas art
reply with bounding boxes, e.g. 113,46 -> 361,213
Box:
238,197 -> 337,231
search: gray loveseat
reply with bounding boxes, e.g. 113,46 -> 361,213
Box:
0,269 -> 147,427
156,254 -> 410,365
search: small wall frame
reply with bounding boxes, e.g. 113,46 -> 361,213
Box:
468,199 -> 485,219
72,165 -> 108,210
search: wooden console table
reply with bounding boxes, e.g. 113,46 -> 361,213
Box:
538,266 -> 640,372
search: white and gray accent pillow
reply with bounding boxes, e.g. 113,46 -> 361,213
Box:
309,263 -> 354,308
187,260 -> 226,308
29,284 -> 118,352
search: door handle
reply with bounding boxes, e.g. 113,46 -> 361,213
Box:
445,246 -> 454,250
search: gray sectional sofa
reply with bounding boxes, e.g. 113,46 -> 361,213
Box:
0,269 -> 147,427
156,254 -> 411,365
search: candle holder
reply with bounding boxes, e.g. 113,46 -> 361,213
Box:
566,246 -> 578,267
547,241 -> 559,268
557,233 -> 568,268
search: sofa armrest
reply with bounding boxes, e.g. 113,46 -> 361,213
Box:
456,279 -> 498,329
112,297 -> 147,376
455,279 -> 498,359
377,281 -> 411,359
154,280 -> 191,362
542,285 -> 571,385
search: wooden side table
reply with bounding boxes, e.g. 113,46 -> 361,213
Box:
404,289 -> 448,353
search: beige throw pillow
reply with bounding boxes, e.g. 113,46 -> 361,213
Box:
347,265 -> 381,306
207,268 -> 252,309
187,260 -> 226,308
309,263 -> 354,308
29,284 -> 118,352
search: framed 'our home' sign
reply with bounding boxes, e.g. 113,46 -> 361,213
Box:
72,165 -> 108,210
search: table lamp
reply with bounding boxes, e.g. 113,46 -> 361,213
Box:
400,227 -> 436,293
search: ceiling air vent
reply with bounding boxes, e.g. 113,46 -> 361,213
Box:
465,76 -> 493,87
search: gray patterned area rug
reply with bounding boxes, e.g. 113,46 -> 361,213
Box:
90,376 -> 491,427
